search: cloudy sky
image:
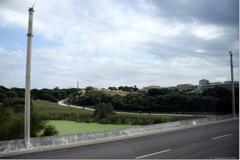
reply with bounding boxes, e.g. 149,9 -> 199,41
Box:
0,0 -> 239,89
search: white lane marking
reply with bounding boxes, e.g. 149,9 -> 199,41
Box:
136,149 -> 171,159
212,134 -> 232,140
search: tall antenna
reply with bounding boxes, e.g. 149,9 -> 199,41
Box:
32,0 -> 37,8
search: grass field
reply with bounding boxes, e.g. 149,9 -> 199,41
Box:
46,120 -> 134,135
33,100 -> 196,124
33,100 -> 93,116
33,100 -> 93,121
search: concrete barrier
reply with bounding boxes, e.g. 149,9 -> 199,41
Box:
0,115 -> 234,157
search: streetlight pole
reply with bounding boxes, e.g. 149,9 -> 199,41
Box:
24,7 -> 34,147
229,51 -> 236,118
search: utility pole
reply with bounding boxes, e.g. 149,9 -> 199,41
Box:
77,81 -> 79,89
24,7 -> 34,147
229,51 -> 236,118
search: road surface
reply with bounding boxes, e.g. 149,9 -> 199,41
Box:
5,119 -> 239,159
58,100 -> 94,111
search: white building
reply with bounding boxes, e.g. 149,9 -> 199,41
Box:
200,81 -> 239,91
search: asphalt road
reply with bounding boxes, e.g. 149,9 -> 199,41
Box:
5,119 -> 239,159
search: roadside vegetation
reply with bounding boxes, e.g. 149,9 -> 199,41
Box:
0,100 -> 57,141
34,100 -> 194,125
0,85 -> 238,140
0,86 -> 78,141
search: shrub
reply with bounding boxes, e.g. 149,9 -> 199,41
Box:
42,125 -> 58,136
94,103 -> 115,119
0,100 -> 45,141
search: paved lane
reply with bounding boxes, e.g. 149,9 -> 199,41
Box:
5,119 -> 239,159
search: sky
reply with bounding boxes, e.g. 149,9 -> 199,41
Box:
0,0 -> 239,89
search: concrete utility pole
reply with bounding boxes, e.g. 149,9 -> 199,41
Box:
229,51 -> 236,118
24,7 -> 34,147
77,81 -> 79,89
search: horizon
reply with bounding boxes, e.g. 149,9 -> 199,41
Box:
0,0 -> 239,89
1,79 -> 239,90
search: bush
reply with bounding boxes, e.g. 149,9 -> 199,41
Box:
0,100 -> 45,141
30,106 -> 44,137
0,106 -> 24,140
94,103 -> 115,119
2,98 -> 25,112
42,125 -> 58,136
0,93 -> 7,103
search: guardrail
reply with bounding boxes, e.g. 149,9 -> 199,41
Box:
0,115 -> 234,157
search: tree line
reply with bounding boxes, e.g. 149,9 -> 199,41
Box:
0,85 -> 238,114
0,86 -> 79,103
69,87 -> 239,114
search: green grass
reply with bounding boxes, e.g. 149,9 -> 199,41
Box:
33,100 -> 93,121
33,100 -> 93,116
33,100 -> 196,124
46,120 -> 134,135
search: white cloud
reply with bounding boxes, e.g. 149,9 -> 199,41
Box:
195,49 -> 205,53
0,0 -> 238,88
192,24 -> 225,40
216,77 -> 228,82
0,47 -> 8,55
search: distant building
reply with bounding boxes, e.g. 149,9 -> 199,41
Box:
138,85 -> 161,94
143,85 -> 160,90
199,79 -> 210,86
199,80 -> 239,91
224,81 -> 233,84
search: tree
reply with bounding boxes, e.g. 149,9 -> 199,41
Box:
90,91 -> 103,104
0,93 -> 7,103
0,99 -> 45,140
94,103 -> 115,119
0,106 -> 23,140
30,105 -> 45,137
148,88 -> 170,96
118,86 -> 138,92
203,87 -> 232,113
133,85 -> 139,92
108,87 -> 117,90
203,87 -> 231,99
111,95 -> 124,110
85,86 -> 95,92
2,98 -> 25,113
6,90 -> 18,98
